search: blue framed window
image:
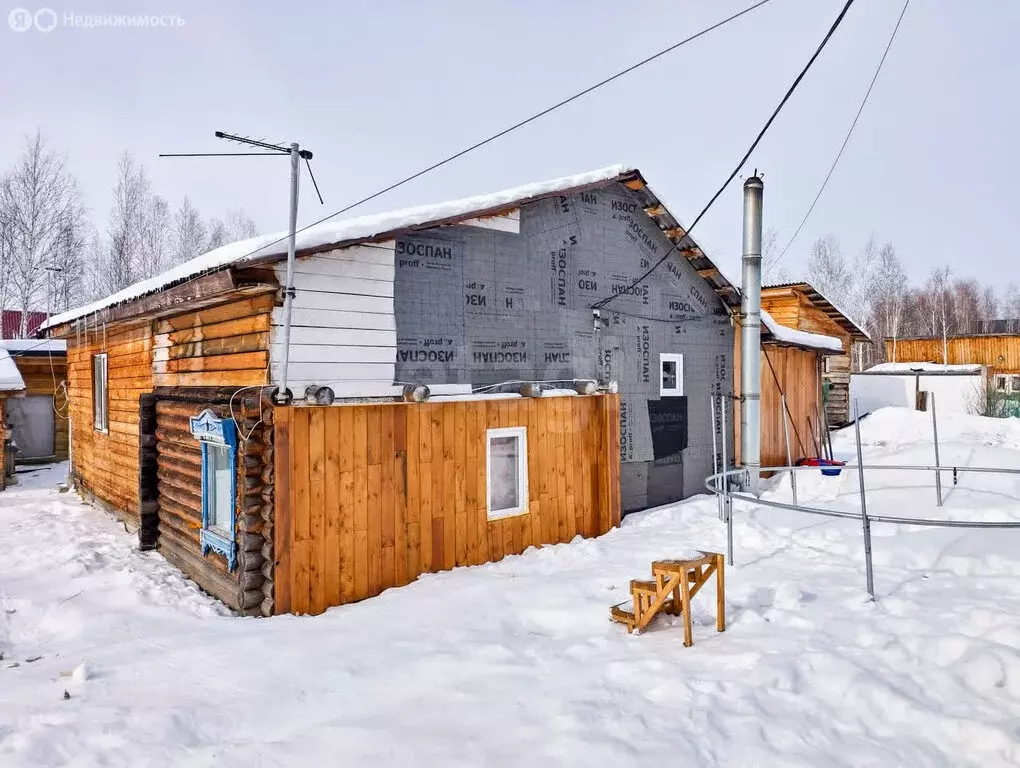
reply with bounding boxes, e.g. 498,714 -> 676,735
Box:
189,409 -> 238,571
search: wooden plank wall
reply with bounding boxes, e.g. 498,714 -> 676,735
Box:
153,294 -> 273,388
67,321 -> 153,523
12,355 -> 69,459
760,345 -> 821,467
886,336 -> 1020,374
733,332 -> 822,466
274,394 -> 621,615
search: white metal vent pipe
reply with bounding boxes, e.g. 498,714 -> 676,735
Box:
740,175 -> 763,495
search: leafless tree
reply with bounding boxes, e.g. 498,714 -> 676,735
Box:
206,217 -> 228,250
0,132 -> 84,335
173,196 -> 207,265
867,242 -> 906,362
138,194 -> 171,278
225,208 -> 257,241
105,152 -> 151,291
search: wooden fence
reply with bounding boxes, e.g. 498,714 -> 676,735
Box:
273,394 -> 621,615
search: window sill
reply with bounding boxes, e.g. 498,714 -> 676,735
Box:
486,506 -> 530,522
200,527 -> 237,571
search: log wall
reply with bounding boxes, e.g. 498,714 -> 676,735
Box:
67,321 -> 154,523
13,355 -> 69,460
153,390 -> 274,615
273,394 -> 621,615
885,336 -> 1020,374
152,294 -> 273,388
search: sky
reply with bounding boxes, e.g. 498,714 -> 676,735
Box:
2,0 -> 1018,290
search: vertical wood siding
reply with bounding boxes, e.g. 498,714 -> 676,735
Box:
886,336 -> 1020,374
12,355 -> 69,459
733,333 -> 822,466
67,320 -> 154,522
273,394 -> 621,615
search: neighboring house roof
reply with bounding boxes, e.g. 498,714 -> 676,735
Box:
762,281 -> 870,343
0,348 -> 27,392
41,165 -> 741,331
0,339 -> 67,355
1,310 -> 47,339
761,310 -> 843,353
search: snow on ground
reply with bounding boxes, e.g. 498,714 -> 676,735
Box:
2,409 -> 1020,767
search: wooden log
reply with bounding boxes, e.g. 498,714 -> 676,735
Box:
157,530 -> 243,612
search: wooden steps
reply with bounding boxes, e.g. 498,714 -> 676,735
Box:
610,551 -> 725,646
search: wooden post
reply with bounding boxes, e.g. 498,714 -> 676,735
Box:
679,567 -> 694,647
273,405 -> 293,614
137,393 -> 159,550
715,553 -> 726,632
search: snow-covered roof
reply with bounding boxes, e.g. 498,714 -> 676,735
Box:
0,339 -> 67,354
761,309 -> 844,353
42,165 -> 640,331
865,362 -> 984,374
0,348 -> 26,392
762,281 -> 870,343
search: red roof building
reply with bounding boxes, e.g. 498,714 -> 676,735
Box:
1,310 -> 48,339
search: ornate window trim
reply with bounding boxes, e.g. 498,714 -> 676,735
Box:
189,409 -> 238,571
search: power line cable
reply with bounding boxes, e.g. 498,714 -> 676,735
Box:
216,0 -> 775,266
592,0 -> 858,310
774,0 -> 910,267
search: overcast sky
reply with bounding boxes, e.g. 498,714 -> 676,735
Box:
2,0 -> 1018,288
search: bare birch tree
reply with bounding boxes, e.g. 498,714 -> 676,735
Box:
225,208 -> 257,241
0,132 -> 84,334
138,194 -> 171,278
105,152 -> 154,291
173,196 -> 207,265
206,217 -> 228,250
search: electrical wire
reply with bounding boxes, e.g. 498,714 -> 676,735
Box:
207,0 -> 776,268
774,0 -> 910,267
592,0 -> 858,311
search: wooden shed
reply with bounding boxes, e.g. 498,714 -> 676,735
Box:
761,282 -> 870,427
733,309 -> 846,470
0,340 -> 68,464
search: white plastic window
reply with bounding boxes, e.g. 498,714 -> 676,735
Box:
486,427 -> 528,519
207,443 -> 233,532
1011,376 -> 1020,393
92,353 -> 108,432
660,353 -> 684,396
996,375 -> 1007,391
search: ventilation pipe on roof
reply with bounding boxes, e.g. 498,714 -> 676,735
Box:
740,175 -> 763,496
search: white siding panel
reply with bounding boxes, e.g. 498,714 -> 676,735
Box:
459,209 -> 521,233
272,362 -> 395,381
283,308 -> 396,332
272,325 -> 396,347
271,343 -> 395,364
290,273 -> 394,298
271,242 -> 398,391
286,291 -> 393,314
292,259 -> 394,282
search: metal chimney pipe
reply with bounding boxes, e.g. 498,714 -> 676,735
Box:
740,175 -> 763,495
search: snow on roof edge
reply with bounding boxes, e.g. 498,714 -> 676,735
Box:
0,339 -> 67,353
41,164 -> 635,331
761,309 -> 844,353
0,348 -> 27,392
865,362 -> 984,374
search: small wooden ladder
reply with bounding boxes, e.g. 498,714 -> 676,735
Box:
610,551 -> 725,646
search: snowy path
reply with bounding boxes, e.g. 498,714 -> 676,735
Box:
2,409 -> 1020,767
